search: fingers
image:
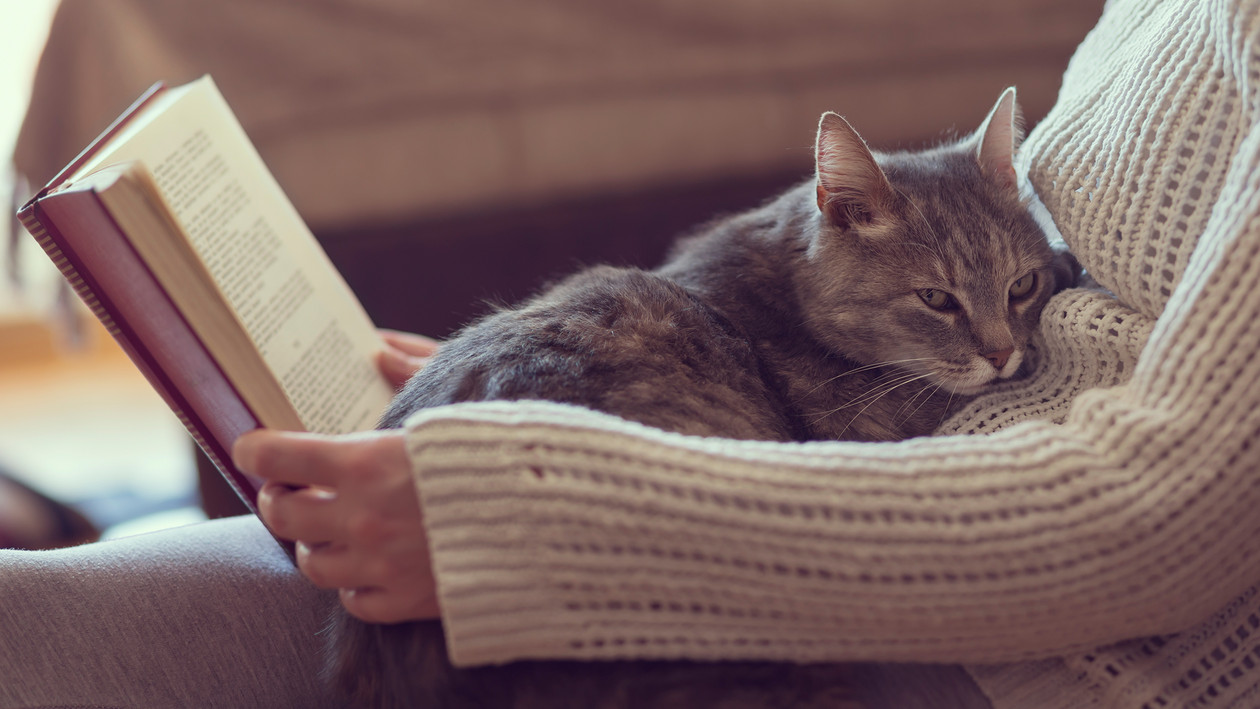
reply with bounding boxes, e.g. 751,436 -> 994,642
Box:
377,347 -> 427,390
234,429 -> 338,487
256,480 -> 340,542
340,582 -> 441,624
294,540 -> 360,589
233,428 -> 439,622
378,330 -> 440,388
379,329 -> 440,358
233,428 -> 387,488
298,543 -> 440,623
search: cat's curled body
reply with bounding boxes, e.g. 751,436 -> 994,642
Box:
380,262 -> 796,440
334,88 -> 1081,708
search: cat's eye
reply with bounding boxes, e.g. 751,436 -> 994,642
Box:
1009,273 -> 1036,299
918,288 -> 957,311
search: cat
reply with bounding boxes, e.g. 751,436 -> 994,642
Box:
329,87 -> 1081,708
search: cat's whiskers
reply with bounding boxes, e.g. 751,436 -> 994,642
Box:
807,368 -> 923,410
937,387 -> 959,428
808,370 -> 933,428
896,380 -> 945,426
808,371 -> 920,418
892,378 -> 931,421
802,358 -> 935,396
830,372 -> 936,438
849,370 -> 920,403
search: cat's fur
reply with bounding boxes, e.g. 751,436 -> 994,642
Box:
330,88 -> 1080,708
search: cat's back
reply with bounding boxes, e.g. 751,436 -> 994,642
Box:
380,265 -> 793,441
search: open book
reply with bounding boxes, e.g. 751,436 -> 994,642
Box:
17,76 -> 396,513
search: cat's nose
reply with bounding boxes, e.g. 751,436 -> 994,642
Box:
983,347 -> 1014,370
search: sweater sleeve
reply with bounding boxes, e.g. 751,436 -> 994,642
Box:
405,0 -> 1260,669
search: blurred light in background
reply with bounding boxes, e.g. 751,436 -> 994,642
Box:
1,2 -> 202,539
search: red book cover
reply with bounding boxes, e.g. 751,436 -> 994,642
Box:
15,83 -> 268,512
20,179 -> 266,512
15,77 -> 394,542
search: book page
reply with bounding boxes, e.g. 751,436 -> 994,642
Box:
72,77 -> 394,433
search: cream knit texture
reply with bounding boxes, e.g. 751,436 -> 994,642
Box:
404,0 -> 1260,705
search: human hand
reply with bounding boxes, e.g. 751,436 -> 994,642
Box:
378,329 -> 440,389
232,429 -> 439,623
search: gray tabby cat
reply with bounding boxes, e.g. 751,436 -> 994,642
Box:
331,88 -> 1080,708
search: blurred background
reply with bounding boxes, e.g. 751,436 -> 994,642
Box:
1,0 -> 1106,545
1,0 -> 200,546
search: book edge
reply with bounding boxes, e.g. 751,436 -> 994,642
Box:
19,81 -> 168,215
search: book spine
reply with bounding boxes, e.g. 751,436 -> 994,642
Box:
21,210 -> 123,341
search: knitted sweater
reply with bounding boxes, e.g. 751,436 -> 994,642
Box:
402,0 -> 1260,706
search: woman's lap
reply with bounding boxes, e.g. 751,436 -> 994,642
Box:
0,515 -> 336,709
0,514 -> 993,708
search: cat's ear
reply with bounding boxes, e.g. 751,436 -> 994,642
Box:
974,87 -> 1024,192
815,112 -> 895,230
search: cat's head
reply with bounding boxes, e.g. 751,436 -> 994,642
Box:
800,87 -> 1079,394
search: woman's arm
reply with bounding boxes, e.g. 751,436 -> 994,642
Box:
235,139 -> 1260,667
